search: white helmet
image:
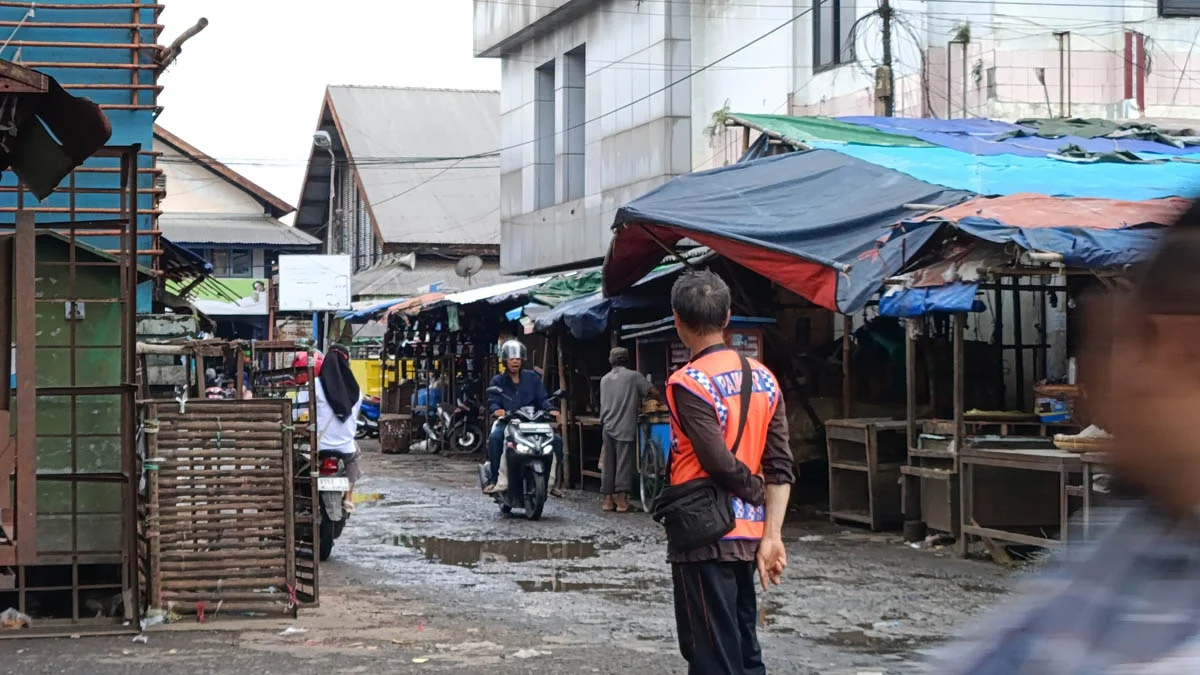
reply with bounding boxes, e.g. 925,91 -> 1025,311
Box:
499,340 -> 526,361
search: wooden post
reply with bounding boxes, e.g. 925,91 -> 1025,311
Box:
903,319 -> 922,540
953,313 -> 968,557
841,314 -> 853,418
557,334 -> 571,489
235,347 -> 245,399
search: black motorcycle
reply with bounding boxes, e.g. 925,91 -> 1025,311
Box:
424,389 -> 484,454
477,386 -> 565,520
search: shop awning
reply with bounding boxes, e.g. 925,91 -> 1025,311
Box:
536,250 -> 716,339
880,194 -> 1186,317
335,297 -> 409,322
603,149 -> 973,314
807,142 -> 1200,200
438,276 -> 551,308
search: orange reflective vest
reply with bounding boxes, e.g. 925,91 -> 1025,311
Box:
665,348 -> 779,541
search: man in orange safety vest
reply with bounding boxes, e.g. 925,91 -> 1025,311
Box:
663,270 -> 794,675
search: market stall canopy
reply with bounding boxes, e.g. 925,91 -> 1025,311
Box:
603,149 -> 972,313
880,194 -> 1189,317
907,193 -> 1190,268
807,143 -> 1200,200
538,248 -> 716,340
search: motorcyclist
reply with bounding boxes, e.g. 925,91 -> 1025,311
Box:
484,340 -> 563,495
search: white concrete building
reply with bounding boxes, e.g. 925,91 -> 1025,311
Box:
477,0 -> 1200,274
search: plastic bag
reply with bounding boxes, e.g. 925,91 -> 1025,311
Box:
1,607 -> 31,630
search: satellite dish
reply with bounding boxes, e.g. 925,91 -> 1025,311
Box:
455,255 -> 484,281
396,252 -> 417,270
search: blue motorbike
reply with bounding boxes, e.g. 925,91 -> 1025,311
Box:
356,394 -> 381,439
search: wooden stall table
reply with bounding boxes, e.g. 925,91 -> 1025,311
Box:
959,444 -> 1084,555
826,418 -> 908,531
573,415 -> 604,487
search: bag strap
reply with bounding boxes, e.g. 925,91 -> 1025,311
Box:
729,353 -> 753,456
665,352 -> 754,483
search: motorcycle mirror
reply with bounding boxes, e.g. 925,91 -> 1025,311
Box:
486,386 -> 503,395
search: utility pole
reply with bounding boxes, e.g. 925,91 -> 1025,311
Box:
878,0 -> 895,117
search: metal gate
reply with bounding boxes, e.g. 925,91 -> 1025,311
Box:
1,147 -> 142,628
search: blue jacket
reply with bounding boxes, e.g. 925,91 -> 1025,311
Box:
488,370 -> 553,415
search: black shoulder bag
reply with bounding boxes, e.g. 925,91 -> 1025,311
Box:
652,354 -> 753,552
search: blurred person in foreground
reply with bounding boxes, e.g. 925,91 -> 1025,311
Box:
929,199 -> 1200,674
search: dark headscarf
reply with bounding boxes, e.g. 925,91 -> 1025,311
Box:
320,344 -> 360,422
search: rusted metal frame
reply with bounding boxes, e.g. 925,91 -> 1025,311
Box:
0,21 -> 164,31
0,1 -> 164,8
131,0 -> 141,110
68,170 -> 81,624
0,235 -> 11,540
121,147 -> 141,621
0,206 -> 163,215
14,210 -> 35,564
3,40 -> 159,50
19,62 -> 156,71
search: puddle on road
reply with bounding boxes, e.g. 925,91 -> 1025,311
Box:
391,535 -> 606,567
815,629 -> 934,655
516,577 -> 652,593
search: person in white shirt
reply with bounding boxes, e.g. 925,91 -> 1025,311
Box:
314,344 -> 363,511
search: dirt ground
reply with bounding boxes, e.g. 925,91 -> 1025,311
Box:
0,444 -> 1016,674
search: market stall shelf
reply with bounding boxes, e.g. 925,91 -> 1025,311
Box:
826,419 -> 908,531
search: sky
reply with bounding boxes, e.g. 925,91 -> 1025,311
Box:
155,0 -> 499,217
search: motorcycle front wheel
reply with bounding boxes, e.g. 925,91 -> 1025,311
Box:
452,424 -> 484,453
524,471 -> 548,521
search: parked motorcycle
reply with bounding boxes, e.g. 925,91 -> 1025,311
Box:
355,395 -> 381,440
477,386 -> 565,520
316,451 -> 351,560
423,389 -> 484,454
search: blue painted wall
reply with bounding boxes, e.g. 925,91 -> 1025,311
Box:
0,1 -> 160,310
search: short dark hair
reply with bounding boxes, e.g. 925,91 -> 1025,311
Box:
1138,198 -> 1200,315
671,270 -> 731,334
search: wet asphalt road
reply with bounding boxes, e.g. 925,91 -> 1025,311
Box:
0,445 -> 1014,674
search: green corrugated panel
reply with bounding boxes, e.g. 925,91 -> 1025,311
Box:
730,113 -> 934,148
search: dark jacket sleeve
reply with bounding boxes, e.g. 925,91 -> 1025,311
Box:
487,374 -> 505,414
762,397 -> 796,486
671,386 -> 765,506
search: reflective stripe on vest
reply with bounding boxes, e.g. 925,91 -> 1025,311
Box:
665,349 -> 779,541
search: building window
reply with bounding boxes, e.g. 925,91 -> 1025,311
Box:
814,0 -> 856,71
562,45 -> 586,202
229,250 -> 254,278
1161,0 -> 1200,17
534,58 -> 556,210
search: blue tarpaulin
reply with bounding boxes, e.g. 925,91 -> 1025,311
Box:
810,143 -> 1200,200
604,150 -> 973,313
879,283 -> 984,318
837,116 -> 1200,158
953,218 -> 1165,268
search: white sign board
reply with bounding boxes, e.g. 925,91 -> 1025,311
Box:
278,255 -> 352,312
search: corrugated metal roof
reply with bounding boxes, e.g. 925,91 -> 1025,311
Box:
352,256 -> 516,298
159,213 -> 322,247
326,86 -> 501,246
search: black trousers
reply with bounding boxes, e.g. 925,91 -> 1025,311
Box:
671,560 -> 765,675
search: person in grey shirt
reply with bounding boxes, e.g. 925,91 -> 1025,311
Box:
599,347 -> 657,512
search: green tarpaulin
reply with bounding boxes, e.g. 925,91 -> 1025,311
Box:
531,270 -> 602,307
730,113 -> 934,148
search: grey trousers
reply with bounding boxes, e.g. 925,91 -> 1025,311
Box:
601,432 -> 636,495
